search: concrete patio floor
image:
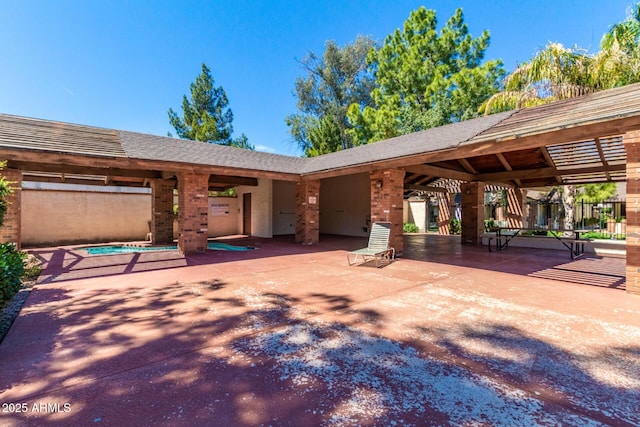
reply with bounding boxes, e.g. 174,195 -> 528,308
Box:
0,234 -> 639,426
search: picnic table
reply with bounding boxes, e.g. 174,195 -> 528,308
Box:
487,227 -> 589,259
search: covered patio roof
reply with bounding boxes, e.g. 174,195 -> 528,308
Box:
1,82 -> 640,190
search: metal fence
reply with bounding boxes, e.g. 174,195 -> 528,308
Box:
483,197 -> 626,239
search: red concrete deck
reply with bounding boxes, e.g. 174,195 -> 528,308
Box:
1,234 -> 639,426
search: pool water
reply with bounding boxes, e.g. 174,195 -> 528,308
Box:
83,242 -> 254,255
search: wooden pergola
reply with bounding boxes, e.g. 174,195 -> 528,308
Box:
1,83 -> 640,294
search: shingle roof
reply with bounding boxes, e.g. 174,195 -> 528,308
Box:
0,114 -> 125,158
2,82 -> 640,179
118,131 -> 306,174
300,111 -> 515,174
467,82 -> 640,145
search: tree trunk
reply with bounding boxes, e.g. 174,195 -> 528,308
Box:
562,185 -> 576,234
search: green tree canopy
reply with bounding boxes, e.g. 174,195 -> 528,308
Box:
286,36 -> 376,156
577,183 -> 618,202
347,7 -> 505,144
169,63 -> 254,149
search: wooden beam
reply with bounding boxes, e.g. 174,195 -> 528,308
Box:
21,174 -> 146,187
476,163 -> 626,182
405,164 -> 475,181
0,148 -> 301,182
209,175 -> 258,186
6,160 -> 162,179
404,184 -> 449,193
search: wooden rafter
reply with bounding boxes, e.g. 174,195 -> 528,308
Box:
403,173 -> 420,183
594,137 -> 611,181
404,184 -> 448,193
414,175 -> 434,185
495,153 -> 521,187
457,159 -> 477,174
539,147 -> 562,184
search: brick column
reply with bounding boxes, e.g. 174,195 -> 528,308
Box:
624,130 -> 640,295
370,169 -> 405,255
461,181 -> 485,245
0,169 -> 22,249
437,192 -> 453,234
177,173 -> 209,255
295,180 -> 320,245
506,188 -> 527,228
150,179 -> 175,245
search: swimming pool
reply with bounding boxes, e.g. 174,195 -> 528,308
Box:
82,242 -> 254,255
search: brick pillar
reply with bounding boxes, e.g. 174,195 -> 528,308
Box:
624,130 -> 640,295
177,173 -> 209,255
151,179 -> 175,245
437,192 -> 453,234
295,180 -> 320,245
0,169 -> 22,249
506,188 -> 527,228
370,169 -> 405,255
461,181 -> 485,245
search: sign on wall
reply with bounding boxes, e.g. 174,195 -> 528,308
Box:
211,203 -> 230,216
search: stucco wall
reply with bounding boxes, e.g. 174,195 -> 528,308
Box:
22,189 -> 241,246
236,178 -> 273,238
207,197 -> 239,237
22,189 -> 151,246
272,180 -> 296,235
406,200 -> 427,232
320,173 -> 370,237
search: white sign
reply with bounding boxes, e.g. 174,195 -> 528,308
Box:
308,196 -> 317,205
211,203 -> 230,216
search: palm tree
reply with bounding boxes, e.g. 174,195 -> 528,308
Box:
480,2 -> 640,231
600,2 -> 640,86
480,43 -> 604,114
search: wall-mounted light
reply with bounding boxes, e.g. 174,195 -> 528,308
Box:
376,180 -> 383,189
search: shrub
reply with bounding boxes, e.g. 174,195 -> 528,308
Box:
0,243 -> 25,304
22,254 -> 42,282
580,231 -> 625,240
403,223 -> 420,233
484,219 -> 497,231
0,161 -> 11,227
449,219 -> 461,235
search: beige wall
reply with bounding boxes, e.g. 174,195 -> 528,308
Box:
272,180 -> 296,235
320,173 -> 370,237
22,189 -> 241,247
22,189 -> 151,246
236,178 -> 273,238
406,199 -> 427,232
207,197 -> 239,237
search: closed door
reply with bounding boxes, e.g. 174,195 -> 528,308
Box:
243,193 -> 251,235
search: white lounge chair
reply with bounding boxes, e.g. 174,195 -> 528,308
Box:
347,221 -> 395,267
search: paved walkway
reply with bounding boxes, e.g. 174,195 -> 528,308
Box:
0,235 -> 638,426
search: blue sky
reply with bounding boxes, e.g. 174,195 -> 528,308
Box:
0,1 -> 634,156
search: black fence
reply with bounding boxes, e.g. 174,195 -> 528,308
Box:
525,199 -> 626,239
